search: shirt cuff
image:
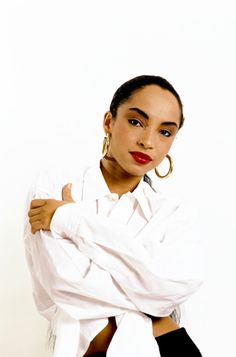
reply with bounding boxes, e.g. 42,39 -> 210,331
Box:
50,203 -> 83,239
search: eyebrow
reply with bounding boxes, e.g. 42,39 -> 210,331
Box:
128,107 -> 149,119
128,107 -> 179,128
161,121 -> 179,128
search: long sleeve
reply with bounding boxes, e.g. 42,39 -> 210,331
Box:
50,201 -> 203,317
24,201 -> 138,322
24,166 -> 203,357
25,222 -> 161,357
24,226 -> 56,320
25,227 -> 139,319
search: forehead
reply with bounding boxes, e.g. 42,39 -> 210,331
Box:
119,85 -> 181,123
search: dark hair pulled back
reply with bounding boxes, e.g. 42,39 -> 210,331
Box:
109,75 -> 185,128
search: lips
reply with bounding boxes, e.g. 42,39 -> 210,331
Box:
130,151 -> 152,165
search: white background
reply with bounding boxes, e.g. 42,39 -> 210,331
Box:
1,1 -> 236,356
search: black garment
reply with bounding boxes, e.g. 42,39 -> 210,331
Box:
87,327 -> 202,357
156,327 -> 202,357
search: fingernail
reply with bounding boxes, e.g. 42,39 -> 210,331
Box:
67,183 -> 72,189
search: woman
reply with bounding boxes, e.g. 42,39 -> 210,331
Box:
25,75 -> 203,357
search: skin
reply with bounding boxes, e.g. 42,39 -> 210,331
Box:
101,85 -> 180,195
84,316 -> 179,356
28,84 -> 181,355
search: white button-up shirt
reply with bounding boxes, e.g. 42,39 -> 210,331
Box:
24,162 -> 203,357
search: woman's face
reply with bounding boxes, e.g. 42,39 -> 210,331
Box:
104,84 -> 181,177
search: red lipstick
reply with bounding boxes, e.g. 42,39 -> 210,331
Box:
130,151 -> 152,165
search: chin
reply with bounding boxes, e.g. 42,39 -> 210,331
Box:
122,162 -> 152,177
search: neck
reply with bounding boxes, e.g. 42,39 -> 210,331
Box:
100,157 -> 142,196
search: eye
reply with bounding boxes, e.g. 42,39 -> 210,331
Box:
160,129 -> 172,137
128,119 -> 143,127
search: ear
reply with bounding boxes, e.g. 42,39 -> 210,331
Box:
103,111 -> 114,134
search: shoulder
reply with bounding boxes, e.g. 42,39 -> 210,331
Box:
144,176 -> 198,225
29,164 -> 90,200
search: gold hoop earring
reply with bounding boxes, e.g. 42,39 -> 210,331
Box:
102,133 -> 111,157
155,154 -> 173,179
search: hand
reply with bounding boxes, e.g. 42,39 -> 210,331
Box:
28,183 -> 75,234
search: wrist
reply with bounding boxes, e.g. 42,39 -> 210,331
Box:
152,316 -> 180,337
50,202 -> 83,239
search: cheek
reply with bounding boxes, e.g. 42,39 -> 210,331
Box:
164,140 -> 174,152
158,136 -> 176,150
112,126 -> 136,148
152,139 -> 175,164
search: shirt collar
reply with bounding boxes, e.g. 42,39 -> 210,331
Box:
82,162 -> 163,221
81,163 -> 111,202
132,177 -> 164,220
131,179 -> 153,220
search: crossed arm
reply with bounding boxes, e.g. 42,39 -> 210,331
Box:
27,184 -> 180,354
28,183 -> 74,234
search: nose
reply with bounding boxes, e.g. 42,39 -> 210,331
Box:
137,129 -> 154,150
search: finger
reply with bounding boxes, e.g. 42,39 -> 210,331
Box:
30,199 -> 46,208
31,221 -> 43,234
29,214 -> 42,224
30,217 -> 50,233
28,207 -> 42,217
62,183 -> 75,202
